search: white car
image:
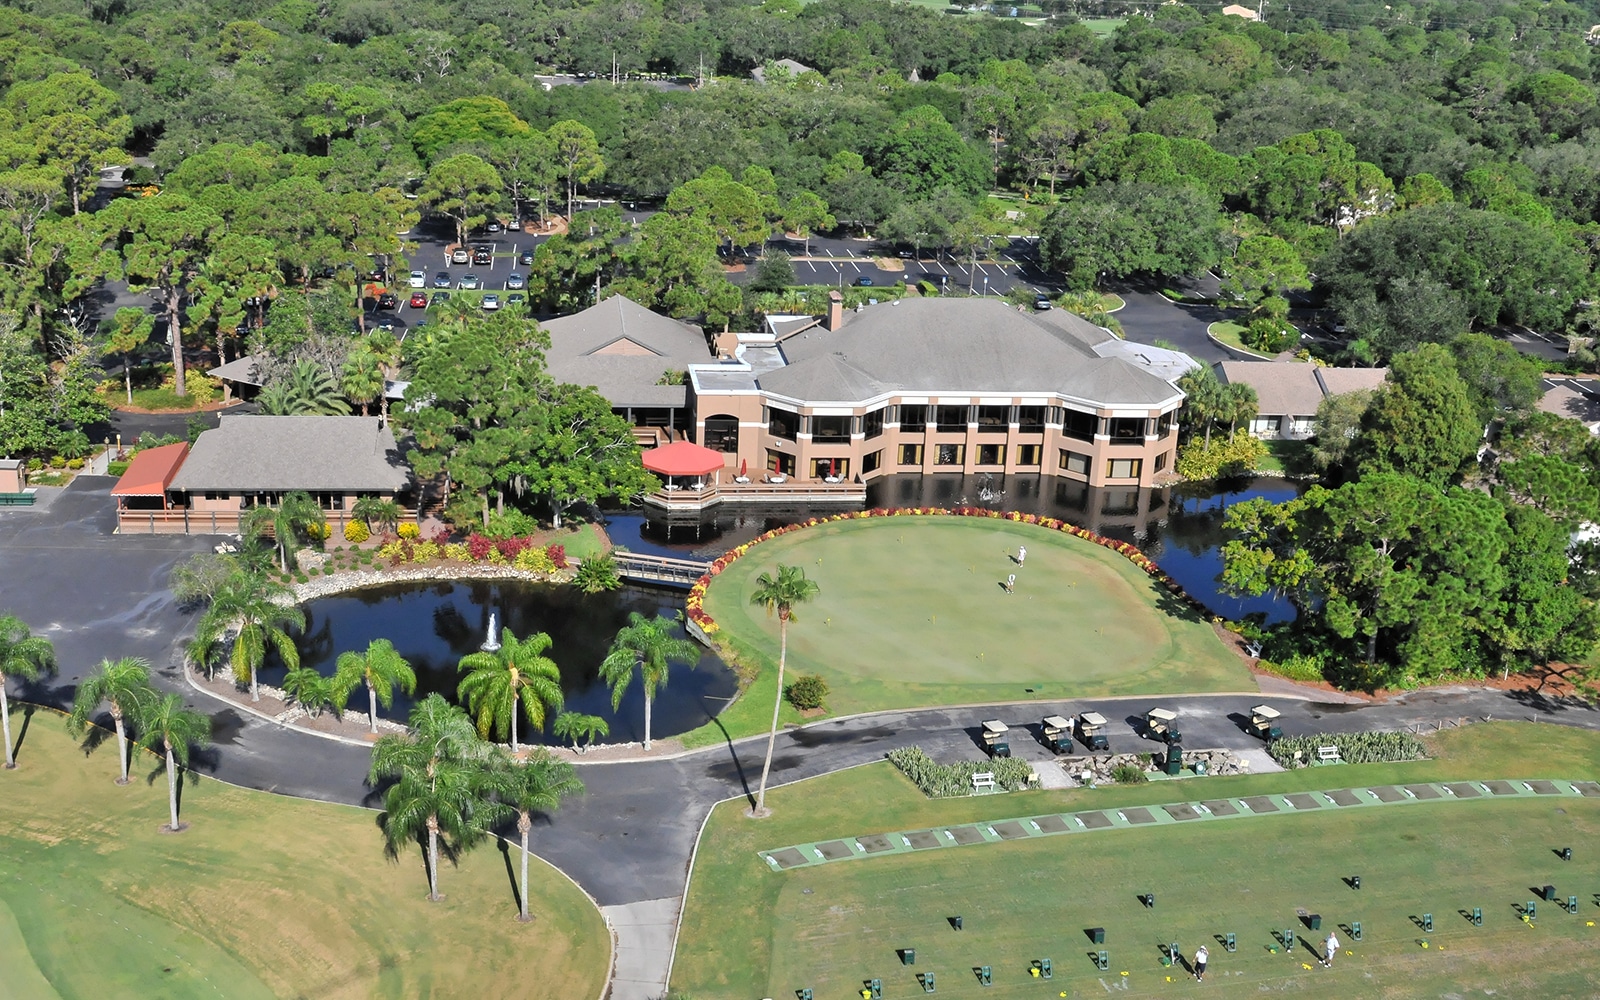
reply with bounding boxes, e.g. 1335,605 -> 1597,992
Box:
408,270 -> 426,288
481,294 -> 500,311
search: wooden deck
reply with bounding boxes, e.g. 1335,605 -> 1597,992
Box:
608,552 -> 712,588
641,478 -> 866,510
115,507 -> 420,536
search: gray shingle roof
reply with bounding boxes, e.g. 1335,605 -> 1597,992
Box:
766,298 -> 1180,406
170,415 -> 411,493
1217,361 -> 1388,418
539,295 -> 711,408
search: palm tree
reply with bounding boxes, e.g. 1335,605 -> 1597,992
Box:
369,695 -> 498,901
242,490 -> 327,573
335,638 -> 416,734
351,496 -> 402,535
1223,382 -> 1260,438
0,614 -> 56,770
1178,366 -> 1227,447
456,629 -> 563,752
485,748 -> 583,921
68,656 -> 156,784
598,612 -> 699,752
133,693 -> 211,833
365,330 -> 403,423
552,711 -> 609,752
259,358 -> 350,415
340,346 -> 385,416
748,565 -> 820,816
187,570 -> 305,702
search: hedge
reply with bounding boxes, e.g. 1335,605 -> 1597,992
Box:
887,746 -> 1034,797
1268,731 -> 1427,768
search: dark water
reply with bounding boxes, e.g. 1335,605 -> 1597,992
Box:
604,473 -> 1302,623
266,580 -> 737,744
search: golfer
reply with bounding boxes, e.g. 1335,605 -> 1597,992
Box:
1322,930 -> 1340,968
1017,545 -> 1027,566
1005,573 -> 1016,593
1193,944 -> 1208,982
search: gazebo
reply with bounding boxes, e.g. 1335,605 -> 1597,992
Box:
641,440 -> 725,492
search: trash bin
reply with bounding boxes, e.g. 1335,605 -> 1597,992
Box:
1090,927 -> 1105,944
1309,914 -> 1322,930
903,948 -> 915,966
1165,756 -> 1182,775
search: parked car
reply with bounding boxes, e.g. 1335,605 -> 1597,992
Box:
507,293 -> 526,308
506,273 -> 525,289
408,270 -> 426,288
1033,295 -> 1052,310
459,274 -> 480,289
408,292 -> 429,309
473,247 -> 493,265
433,292 -> 451,304
854,276 -> 874,287
376,292 -> 398,310
486,221 -> 502,233
451,247 -> 470,264
481,294 -> 500,311
519,250 -> 534,265
433,272 -> 451,289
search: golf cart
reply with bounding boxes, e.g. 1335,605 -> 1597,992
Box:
981,719 -> 1011,758
1075,712 -> 1109,751
1250,704 -> 1283,741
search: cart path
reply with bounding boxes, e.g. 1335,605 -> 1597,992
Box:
755,778 -> 1600,872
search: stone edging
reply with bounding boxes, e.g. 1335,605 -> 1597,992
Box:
182,665 -> 383,750
290,562 -> 573,602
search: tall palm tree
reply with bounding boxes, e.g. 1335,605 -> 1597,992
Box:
748,565 -> 820,816
340,345 -> 385,416
1223,381 -> 1260,438
335,638 -> 416,734
68,656 -> 156,784
457,629 -> 563,752
1178,366 -> 1227,447
242,490 -> 327,573
187,570 -> 305,702
598,612 -> 699,752
485,748 -> 583,921
133,693 -> 211,833
365,330 -> 403,423
0,614 -> 56,770
368,693 -> 487,786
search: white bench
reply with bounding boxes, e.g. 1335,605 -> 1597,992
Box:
1317,745 -> 1341,762
971,772 -> 996,791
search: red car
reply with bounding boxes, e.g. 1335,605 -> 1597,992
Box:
408,291 -> 429,309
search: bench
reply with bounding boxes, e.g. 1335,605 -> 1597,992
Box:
0,493 -> 35,507
1317,745 -> 1341,762
971,772 -> 996,791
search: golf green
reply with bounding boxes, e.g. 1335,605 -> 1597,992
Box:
674,723 -> 1600,999
702,516 -> 1252,715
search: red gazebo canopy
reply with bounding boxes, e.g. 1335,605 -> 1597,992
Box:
641,440 -> 724,477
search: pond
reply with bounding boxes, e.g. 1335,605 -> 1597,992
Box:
604,473 -> 1303,623
263,580 -> 737,745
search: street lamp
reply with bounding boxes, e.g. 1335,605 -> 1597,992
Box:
982,276 -> 989,297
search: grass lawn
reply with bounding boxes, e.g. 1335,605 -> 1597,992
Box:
0,713 -> 609,1000
1207,320 -> 1274,359
673,722 -> 1600,999
700,517 -> 1252,721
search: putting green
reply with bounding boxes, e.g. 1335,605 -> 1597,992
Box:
674,723 -> 1600,999
702,516 -> 1251,715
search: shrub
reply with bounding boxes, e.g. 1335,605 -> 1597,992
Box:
107,460 -> 129,476
25,458 -> 42,471
49,456 -> 65,468
886,746 -> 1033,797
483,509 -> 539,539
1110,762 -> 1149,784
1243,318 -> 1296,353
466,533 -> 494,560
66,458 -> 84,470
184,369 -> 219,405
785,674 -> 829,711
1176,433 -> 1266,481
514,546 -> 557,573
443,542 -> 472,562
397,522 -> 421,540
377,540 -> 406,562
1268,653 -> 1326,683
573,554 -> 622,593
546,543 -> 568,569
305,522 -> 331,543
343,520 -> 370,543
412,540 -> 441,563
1269,731 -> 1427,769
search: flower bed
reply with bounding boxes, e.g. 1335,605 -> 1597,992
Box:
685,507 -> 1212,638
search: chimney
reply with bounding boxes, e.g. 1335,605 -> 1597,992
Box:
827,290 -> 844,330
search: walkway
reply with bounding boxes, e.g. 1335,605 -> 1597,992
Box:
4,478 -> 1599,999
758,778 -> 1600,871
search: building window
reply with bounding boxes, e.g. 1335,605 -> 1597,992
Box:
977,443 -> 1002,465
863,408 -> 885,439
1108,417 -> 1145,442
767,407 -> 800,441
1253,416 -> 1283,436
1017,406 -> 1045,434
203,491 -> 220,501
811,457 -> 849,479
813,415 -> 851,443
863,450 -> 882,474
900,404 -> 927,432
1157,411 -> 1175,437
1107,458 -> 1143,480
934,443 -> 964,466
1154,451 -> 1168,472
766,449 -> 795,476
702,415 -> 739,452
1058,450 -> 1089,477
1062,408 -> 1096,441
935,405 -> 968,433
975,405 -> 1009,433
1016,444 -> 1040,466
899,443 -> 924,466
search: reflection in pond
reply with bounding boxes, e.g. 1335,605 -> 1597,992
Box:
266,580 -> 736,744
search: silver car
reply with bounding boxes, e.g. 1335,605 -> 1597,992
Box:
459,273 -> 480,290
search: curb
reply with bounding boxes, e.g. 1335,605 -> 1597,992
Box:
182,667 -> 380,750
1205,321 -> 1275,360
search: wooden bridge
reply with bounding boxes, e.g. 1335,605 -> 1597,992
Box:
609,552 -> 713,588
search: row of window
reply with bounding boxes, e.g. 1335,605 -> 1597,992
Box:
199,491 -> 371,510
763,405 -> 1174,443
768,446 -> 1169,480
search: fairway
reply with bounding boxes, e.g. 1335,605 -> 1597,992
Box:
703,516 -> 1251,715
673,723 -> 1600,999
0,715 -> 608,1000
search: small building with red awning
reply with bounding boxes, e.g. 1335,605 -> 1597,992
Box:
110,442 -> 189,512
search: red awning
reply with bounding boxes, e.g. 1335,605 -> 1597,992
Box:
641,440 -> 725,477
111,442 -> 190,496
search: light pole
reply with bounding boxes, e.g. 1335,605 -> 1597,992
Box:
982,276 -> 989,298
